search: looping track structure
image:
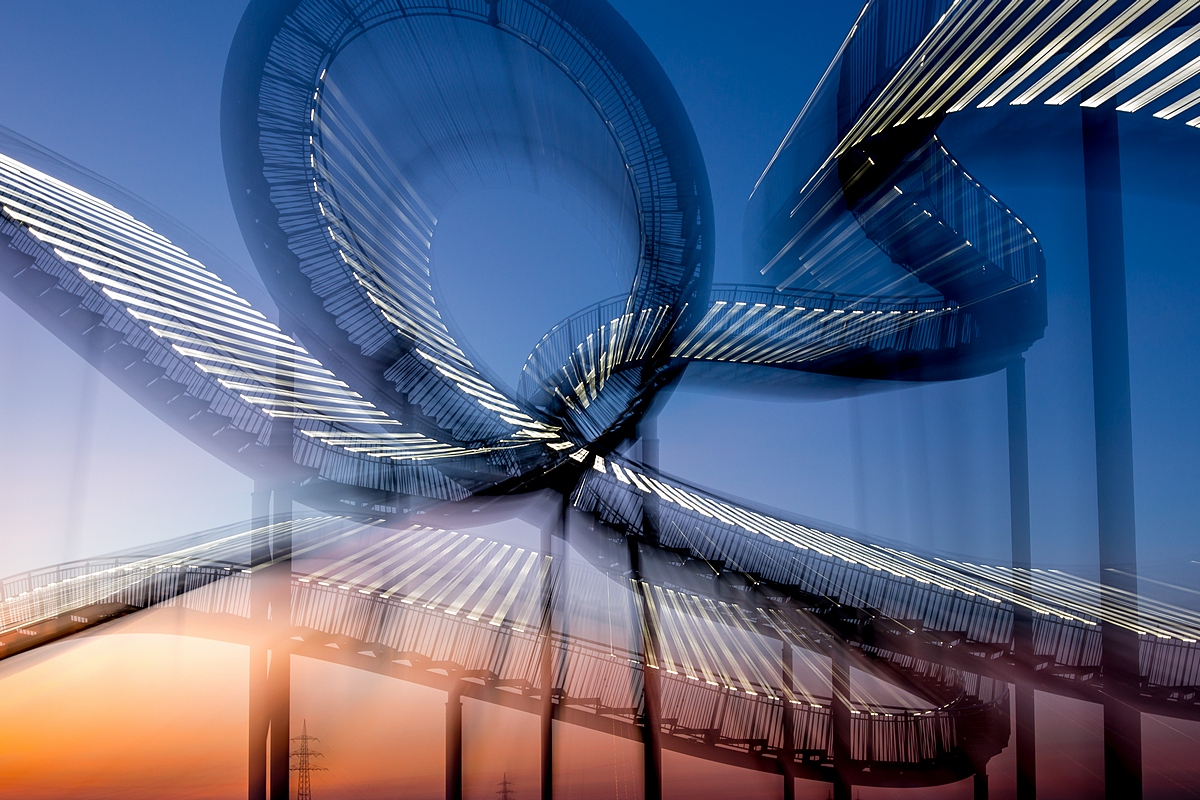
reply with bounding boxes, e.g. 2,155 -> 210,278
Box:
4,0 -> 1200,795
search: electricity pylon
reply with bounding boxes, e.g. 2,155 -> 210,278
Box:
497,773 -> 516,800
289,719 -> 326,800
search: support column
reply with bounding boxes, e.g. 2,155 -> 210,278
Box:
640,416 -> 659,473
1081,104 -> 1142,800
267,485 -> 293,800
1015,686 -> 1036,800
276,339 -> 297,800
831,644 -> 852,800
267,643 -> 291,800
641,645 -> 664,800
541,646 -> 554,800
249,483 -> 293,800
1007,359 -> 1037,800
446,686 -> 463,800
626,540 -> 662,800
974,770 -> 989,800
781,644 -> 796,800
248,485 -> 271,800
538,497 -> 562,800
634,416 -> 663,800
253,337 -> 296,800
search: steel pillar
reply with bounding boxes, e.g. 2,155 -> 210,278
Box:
627,537 -> 664,800
1015,685 -> 1037,800
831,644 -> 852,800
781,643 -> 796,800
539,496 -> 568,800
248,485 -> 270,800
249,483 -> 293,800
1081,103 -> 1142,800
540,653 -> 554,800
446,687 -> 463,800
251,341 -> 296,800
267,560 -> 292,800
974,770 -> 989,800
1007,359 -> 1037,800
635,416 -> 664,800
640,652 -> 664,800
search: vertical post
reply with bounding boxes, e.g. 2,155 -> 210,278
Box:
539,497 -> 560,800
1015,686 -> 1037,799
640,416 -> 659,475
248,485 -> 271,800
257,332 -> 294,800
268,485 -> 293,800
781,643 -> 796,800
1081,104 -> 1142,800
626,541 -> 664,800
540,629 -> 554,800
1007,358 -> 1037,800
635,415 -> 663,800
831,644 -> 852,800
446,686 -> 463,800
249,483 -> 293,800
975,770 -> 989,800
640,628 -> 664,800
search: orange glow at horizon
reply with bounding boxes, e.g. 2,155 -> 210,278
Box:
0,608 -> 829,800
0,626 -> 247,799
5,604 -> 1197,799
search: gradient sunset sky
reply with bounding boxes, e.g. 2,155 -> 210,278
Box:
3,1 -> 1200,798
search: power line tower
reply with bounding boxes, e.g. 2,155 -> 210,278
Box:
497,773 -> 517,800
289,719 -> 326,800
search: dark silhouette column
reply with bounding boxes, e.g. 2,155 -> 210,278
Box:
640,415 -> 659,477
540,552 -> 554,800
781,643 -> 797,800
248,485 -> 271,800
539,495 -> 568,800
640,634 -> 664,800
634,416 -> 663,800
446,685 -> 463,800
831,644 -> 852,800
1014,684 -> 1037,800
540,664 -> 554,797
247,337 -> 296,800
1007,358 -> 1037,800
1082,104 -> 1142,800
627,537 -> 663,800
267,484 -> 293,800
249,482 -> 293,800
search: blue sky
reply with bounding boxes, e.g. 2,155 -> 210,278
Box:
0,0 -> 1197,599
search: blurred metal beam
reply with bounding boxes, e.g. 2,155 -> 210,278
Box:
1008,358 -> 1037,800
1082,98 -> 1142,800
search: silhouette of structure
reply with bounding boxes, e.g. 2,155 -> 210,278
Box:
2,0 -> 1200,797
498,774 -> 517,800
290,720 -> 325,800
